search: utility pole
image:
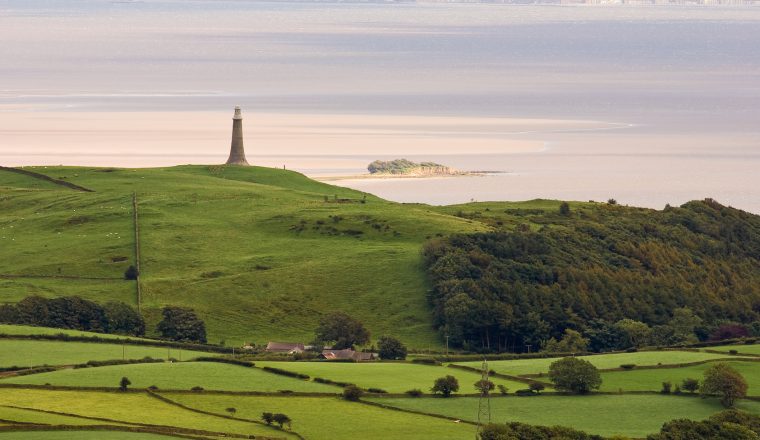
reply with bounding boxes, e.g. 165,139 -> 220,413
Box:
476,358 -> 491,439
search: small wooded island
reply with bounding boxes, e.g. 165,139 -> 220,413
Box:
367,159 -> 466,177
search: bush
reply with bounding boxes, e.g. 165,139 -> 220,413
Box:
405,389 -> 423,397
702,363 -> 748,408
411,358 -> 441,366
191,386 -> 204,392
272,413 -> 291,429
124,265 -> 138,280
729,349 -> 739,355
682,378 -> 700,393
497,384 -> 509,395
343,385 -> 364,401
515,389 -> 536,396
620,364 -> 636,370
431,375 -> 460,397
262,412 -> 274,425
661,381 -> 672,394
366,387 -> 387,394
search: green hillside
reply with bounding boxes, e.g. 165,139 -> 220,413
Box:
0,165 -> 482,348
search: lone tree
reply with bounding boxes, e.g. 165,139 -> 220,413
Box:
548,357 -> 601,394
559,202 -> 571,216
474,379 -> 495,396
272,413 -> 291,429
314,311 -> 370,349
225,407 -> 237,416
119,376 -> 131,392
529,382 -> 546,394
431,375 -> 459,397
702,363 -> 748,408
377,335 -> 407,360
156,306 -> 207,343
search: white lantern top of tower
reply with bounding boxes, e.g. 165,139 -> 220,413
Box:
233,106 -> 242,120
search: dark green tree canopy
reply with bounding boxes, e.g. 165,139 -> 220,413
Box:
156,306 -> 207,343
548,357 -> 602,394
377,335 -> 407,360
314,312 -> 370,350
431,375 -> 459,397
424,200 -> 760,352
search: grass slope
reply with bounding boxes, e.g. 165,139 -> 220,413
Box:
0,432 -> 178,440
0,324 -> 151,340
2,361 -> 338,393
0,388 -> 296,439
164,393 -> 474,440
369,394 -> 760,438
0,340 -> 216,368
600,360 -> 760,394
0,165 -> 485,347
706,344 -> 760,355
255,361 -> 526,393
454,350 -> 741,377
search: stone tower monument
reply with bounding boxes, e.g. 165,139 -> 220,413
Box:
226,106 -> 249,166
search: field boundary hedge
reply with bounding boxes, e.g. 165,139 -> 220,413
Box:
0,423 -> 208,440
357,398 -> 478,425
0,333 -> 232,353
446,363 -> 552,387
0,166 -> 94,192
518,357 -> 760,378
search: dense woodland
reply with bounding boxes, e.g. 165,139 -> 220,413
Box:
425,199 -> 760,352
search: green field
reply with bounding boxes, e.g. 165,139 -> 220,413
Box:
1,361 -> 338,393
454,350 -> 740,377
0,340 -> 216,368
0,165 -> 489,348
0,405 -> 119,426
368,394 -> 760,438
164,393 -> 474,440
255,361 -> 526,393
0,324 -> 150,341
0,388 -> 296,439
600,360 -> 760,394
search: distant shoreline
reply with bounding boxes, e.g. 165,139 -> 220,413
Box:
315,171 -> 507,182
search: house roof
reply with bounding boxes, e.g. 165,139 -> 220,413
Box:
321,349 -> 376,361
266,342 -> 305,352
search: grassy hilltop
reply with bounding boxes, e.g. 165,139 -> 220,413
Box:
0,165 -> 487,347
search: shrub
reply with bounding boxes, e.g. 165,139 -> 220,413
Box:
124,265 -> 138,280
405,389 -> 423,397
475,379 -> 495,395
497,384 -> 509,395
682,378 -> 700,393
411,358 -> 441,366
515,389 -> 536,396
343,385 -> 364,401
661,382 -> 672,394
226,407 -> 237,415
262,366 -> 310,380
729,349 -> 739,355
262,412 -> 274,425
620,364 -> 636,370
272,413 -> 291,429
431,375 -> 460,397
367,388 -> 387,394
191,386 -> 204,392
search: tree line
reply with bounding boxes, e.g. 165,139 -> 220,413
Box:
0,295 -> 207,343
424,199 -> 760,352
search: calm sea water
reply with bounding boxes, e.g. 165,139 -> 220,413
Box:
1,1 -> 759,211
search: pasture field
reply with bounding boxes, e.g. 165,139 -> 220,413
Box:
164,392 -> 475,440
600,360 -> 760,394
0,405 -> 118,426
454,350 -> 741,377
1,361 -> 338,393
0,324 -> 150,341
705,344 -> 760,355
0,165 -> 487,347
254,361 -> 527,393
367,394 -> 760,438
0,388 -> 296,439
0,340 -> 217,368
